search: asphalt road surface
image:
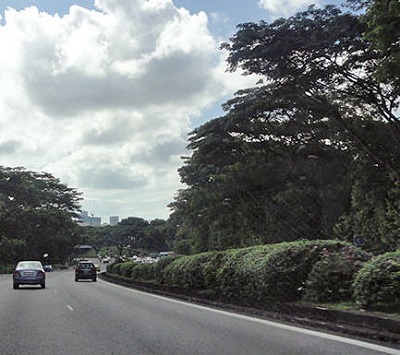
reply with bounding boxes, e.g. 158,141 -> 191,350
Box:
0,270 -> 399,355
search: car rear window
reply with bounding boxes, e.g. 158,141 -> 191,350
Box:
17,261 -> 42,269
79,263 -> 94,268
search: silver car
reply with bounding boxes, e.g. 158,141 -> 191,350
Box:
12,261 -> 46,289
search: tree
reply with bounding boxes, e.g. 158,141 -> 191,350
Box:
347,0 -> 400,86
0,166 -> 82,263
221,5 -> 400,183
172,101 -> 354,251
91,217 -> 171,257
170,4 -> 400,252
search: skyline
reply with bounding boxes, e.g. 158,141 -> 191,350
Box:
0,0 -> 343,222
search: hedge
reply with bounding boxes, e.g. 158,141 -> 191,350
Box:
163,252 -> 216,292
353,251 -> 400,310
131,262 -> 157,282
214,245 -> 273,303
304,246 -> 372,302
119,261 -> 137,278
106,240 -> 397,310
252,240 -> 352,303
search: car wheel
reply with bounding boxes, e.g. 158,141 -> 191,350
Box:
93,277 -> 97,282
75,277 -> 78,281
41,283 -> 45,289
13,283 -> 19,289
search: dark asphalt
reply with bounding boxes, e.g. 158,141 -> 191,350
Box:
0,271 -> 398,355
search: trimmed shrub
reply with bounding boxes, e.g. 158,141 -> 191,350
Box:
131,262 -> 157,282
304,246 -> 372,302
109,262 -> 122,275
163,252 -> 215,293
203,251 -> 225,291
214,245 -> 273,302
154,255 -> 182,284
106,263 -> 113,273
120,261 -> 137,278
106,240 -> 357,307
256,240 -> 352,303
353,251 -> 400,310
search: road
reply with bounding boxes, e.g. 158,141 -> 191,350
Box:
0,269 -> 399,355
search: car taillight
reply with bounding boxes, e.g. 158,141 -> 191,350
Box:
38,271 -> 45,277
13,271 -> 20,277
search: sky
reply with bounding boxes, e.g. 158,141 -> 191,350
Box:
0,0 -> 343,223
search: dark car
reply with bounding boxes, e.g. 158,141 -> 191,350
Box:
43,264 -> 53,272
75,261 -> 97,282
13,261 -> 46,289
59,263 -> 69,270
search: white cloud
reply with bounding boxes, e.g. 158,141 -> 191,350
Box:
258,0 -> 321,17
0,0 -> 254,221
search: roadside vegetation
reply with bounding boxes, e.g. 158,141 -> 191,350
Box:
0,166 -> 82,265
107,240 -> 400,312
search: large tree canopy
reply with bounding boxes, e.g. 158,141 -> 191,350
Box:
0,166 -> 82,263
170,3 -> 400,253
221,4 -> 400,182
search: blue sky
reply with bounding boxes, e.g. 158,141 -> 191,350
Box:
0,0 -> 344,223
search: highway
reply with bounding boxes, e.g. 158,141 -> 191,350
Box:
0,269 -> 399,355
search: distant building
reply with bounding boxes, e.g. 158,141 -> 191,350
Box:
79,211 -> 102,227
110,216 -> 119,226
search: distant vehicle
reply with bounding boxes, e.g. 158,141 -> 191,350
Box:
102,256 -> 111,264
159,251 -> 175,258
43,264 -> 53,272
59,263 -> 69,270
13,261 -> 46,289
143,257 -> 158,264
75,261 -> 97,282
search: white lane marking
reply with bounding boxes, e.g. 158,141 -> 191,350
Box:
66,305 -> 74,312
100,279 -> 400,355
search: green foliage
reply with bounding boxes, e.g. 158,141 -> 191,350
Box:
255,240 -> 351,303
334,160 -> 400,252
84,217 -> 172,259
119,261 -> 137,278
358,0 -> 400,86
172,239 -> 192,255
0,166 -> 82,263
0,237 -> 27,263
214,245 -> 272,301
353,251 -> 400,310
169,3 -> 400,253
154,255 -> 182,284
107,240 -> 400,311
0,263 -> 15,274
163,252 -> 215,292
131,263 -> 157,282
202,251 -> 225,291
304,246 -> 372,302
110,263 -> 122,276
170,240 -> 353,304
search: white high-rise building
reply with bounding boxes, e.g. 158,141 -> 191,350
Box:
79,211 -> 102,227
110,216 -> 119,226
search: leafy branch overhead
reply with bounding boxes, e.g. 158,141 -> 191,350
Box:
221,4 -> 399,182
